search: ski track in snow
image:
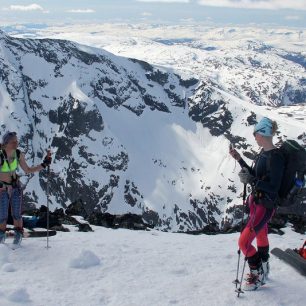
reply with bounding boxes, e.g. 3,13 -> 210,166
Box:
0,226 -> 305,306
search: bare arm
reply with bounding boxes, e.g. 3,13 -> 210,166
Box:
19,153 -> 44,174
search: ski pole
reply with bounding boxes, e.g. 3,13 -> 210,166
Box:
233,250 -> 241,288
236,204 -> 257,297
236,257 -> 247,297
233,184 -> 247,288
46,149 -> 51,249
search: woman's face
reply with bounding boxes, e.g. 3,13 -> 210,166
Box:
5,136 -> 18,150
254,132 -> 264,147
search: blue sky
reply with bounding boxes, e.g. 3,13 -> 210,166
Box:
0,0 -> 305,28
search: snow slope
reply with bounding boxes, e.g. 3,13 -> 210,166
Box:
0,226 -> 305,306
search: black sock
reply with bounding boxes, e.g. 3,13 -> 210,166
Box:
247,252 -> 262,269
258,246 -> 269,262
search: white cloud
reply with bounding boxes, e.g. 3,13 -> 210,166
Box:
137,0 -> 190,3
197,0 -> 306,10
5,4 -> 44,11
141,12 -> 153,16
67,9 -> 95,14
285,15 -> 301,21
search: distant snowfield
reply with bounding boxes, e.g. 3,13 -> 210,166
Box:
10,23 -> 305,53
8,23 -> 306,108
7,24 -> 306,75
0,226 -> 305,306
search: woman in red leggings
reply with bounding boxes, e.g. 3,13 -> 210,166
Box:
230,117 -> 285,291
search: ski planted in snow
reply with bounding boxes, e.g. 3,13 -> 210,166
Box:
271,247 -> 306,277
5,229 -> 57,238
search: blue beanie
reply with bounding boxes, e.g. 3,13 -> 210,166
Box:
253,117 -> 273,137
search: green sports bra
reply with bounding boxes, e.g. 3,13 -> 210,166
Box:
0,150 -> 19,173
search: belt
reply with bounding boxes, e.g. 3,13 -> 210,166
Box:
0,181 -> 12,188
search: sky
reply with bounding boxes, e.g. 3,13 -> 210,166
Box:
0,0 -> 305,28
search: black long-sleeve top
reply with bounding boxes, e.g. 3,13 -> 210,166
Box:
238,149 -> 285,200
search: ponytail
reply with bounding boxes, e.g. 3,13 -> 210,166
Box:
271,121 -> 278,136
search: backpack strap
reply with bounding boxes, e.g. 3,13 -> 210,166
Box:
250,148 -> 263,173
16,149 -> 21,160
0,149 -> 6,167
0,149 -> 21,166
0,151 -> 3,167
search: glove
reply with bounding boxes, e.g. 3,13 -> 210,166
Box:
41,154 -> 52,169
238,167 -> 255,185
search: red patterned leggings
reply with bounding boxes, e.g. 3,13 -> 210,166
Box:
238,195 -> 275,258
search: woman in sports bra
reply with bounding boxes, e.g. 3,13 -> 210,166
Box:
0,131 -> 51,245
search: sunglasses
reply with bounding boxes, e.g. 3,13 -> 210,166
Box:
7,132 -> 17,136
253,127 -> 266,137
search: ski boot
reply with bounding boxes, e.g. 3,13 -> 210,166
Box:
243,265 -> 264,291
13,227 -> 23,245
0,229 -> 5,243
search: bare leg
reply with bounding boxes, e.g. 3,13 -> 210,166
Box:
13,218 -> 23,229
0,222 -> 7,232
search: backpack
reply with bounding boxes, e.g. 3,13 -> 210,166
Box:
276,140 -> 306,207
298,241 -> 306,260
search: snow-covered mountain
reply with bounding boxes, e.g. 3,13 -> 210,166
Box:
0,29 -> 305,231
23,24 -> 306,107
100,28 -> 306,107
